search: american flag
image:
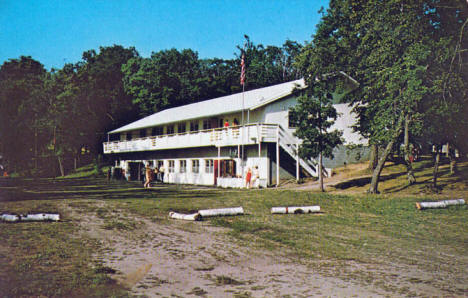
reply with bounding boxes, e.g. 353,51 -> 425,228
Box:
240,53 -> 245,85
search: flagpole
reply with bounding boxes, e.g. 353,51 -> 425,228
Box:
240,51 -> 246,185
242,77 -> 245,180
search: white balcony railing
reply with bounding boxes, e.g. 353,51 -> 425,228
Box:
103,123 -> 279,154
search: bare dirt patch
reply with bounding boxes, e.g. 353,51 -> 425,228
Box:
64,201 -> 460,297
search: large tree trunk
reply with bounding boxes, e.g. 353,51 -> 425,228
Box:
368,115 -> 404,194
318,151 -> 324,192
449,154 -> 457,175
447,143 -> 457,175
403,115 -> 416,185
433,148 -> 440,188
57,155 -> 65,177
368,143 -> 379,171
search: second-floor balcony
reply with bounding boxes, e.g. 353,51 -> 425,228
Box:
103,123 -> 280,154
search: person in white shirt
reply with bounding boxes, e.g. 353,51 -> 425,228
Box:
251,165 -> 259,188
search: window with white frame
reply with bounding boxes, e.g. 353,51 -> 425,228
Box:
205,159 -> 214,173
192,160 -> 200,173
166,125 -> 174,135
152,126 -> 163,136
190,121 -> 199,132
288,110 -> 299,128
168,160 -> 175,173
180,160 -> 187,173
178,123 -> 186,134
202,120 -> 211,130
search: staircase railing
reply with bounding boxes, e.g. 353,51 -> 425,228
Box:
276,125 -> 317,177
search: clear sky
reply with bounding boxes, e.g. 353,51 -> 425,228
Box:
0,0 -> 329,70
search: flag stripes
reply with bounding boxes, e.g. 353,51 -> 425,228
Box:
240,53 -> 245,85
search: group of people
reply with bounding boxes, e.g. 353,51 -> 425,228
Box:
224,118 -> 239,127
141,161 -> 261,189
144,163 -> 165,188
245,165 -> 260,189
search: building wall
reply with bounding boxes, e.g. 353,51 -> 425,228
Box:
111,94 -> 368,186
322,144 -> 370,169
114,144 -> 270,187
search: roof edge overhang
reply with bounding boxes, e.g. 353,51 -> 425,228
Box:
249,83 -> 306,111
109,109 -> 246,134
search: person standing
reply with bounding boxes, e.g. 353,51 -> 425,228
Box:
245,167 -> 252,189
144,163 -> 153,188
153,167 -> 159,182
159,164 -> 165,183
251,165 -> 259,188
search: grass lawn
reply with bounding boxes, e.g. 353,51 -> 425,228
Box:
0,158 -> 467,296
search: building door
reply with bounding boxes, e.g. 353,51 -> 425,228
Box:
214,160 -> 219,185
210,117 -> 219,128
128,162 -> 144,181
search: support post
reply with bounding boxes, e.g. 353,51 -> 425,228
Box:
276,126 -> 280,187
257,124 -> 261,158
217,146 -> 221,180
296,143 -> 299,182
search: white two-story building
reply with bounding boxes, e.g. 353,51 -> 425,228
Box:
103,77 -> 367,188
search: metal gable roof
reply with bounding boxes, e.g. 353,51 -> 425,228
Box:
109,79 -> 305,134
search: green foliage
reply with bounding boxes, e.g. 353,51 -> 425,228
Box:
290,87 -> 343,160
122,48 -> 205,115
122,38 -> 303,117
303,0 -> 468,192
0,56 -> 47,172
238,36 -> 303,91
1,38 -> 304,177
306,0 -> 467,147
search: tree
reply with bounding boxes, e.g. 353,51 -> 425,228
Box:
45,64 -> 89,176
0,56 -> 47,174
44,45 -> 139,175
78,45 -> 139,153
122,48 -> 204,116
236,36 -> 303,91
304,0 -> 467,193
420,4 -> 468,187
290,80 -> 343,192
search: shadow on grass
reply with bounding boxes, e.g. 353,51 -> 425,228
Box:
332,158 -> 468,193
332,172 -> 404,189
0,177 -> 221,203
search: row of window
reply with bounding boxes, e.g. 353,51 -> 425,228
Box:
165,159 -> 214,174
124,117 -> 242,140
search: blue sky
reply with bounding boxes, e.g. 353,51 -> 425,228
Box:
0,0 -> 329,70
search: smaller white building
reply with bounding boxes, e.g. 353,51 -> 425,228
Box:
104,77 -> 367,188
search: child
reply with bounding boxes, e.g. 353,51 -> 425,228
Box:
245,167 -> 252,189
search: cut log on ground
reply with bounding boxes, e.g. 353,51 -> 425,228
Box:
168,212 -> 201,221
1,214 -> 20,222
21,213 -> 60,221
198,207 -> 244,217
1,213 -> 60,222
416,199 -> 465,210
271,206 -> 321,214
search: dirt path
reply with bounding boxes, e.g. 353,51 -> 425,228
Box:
64,201 -> 457,297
